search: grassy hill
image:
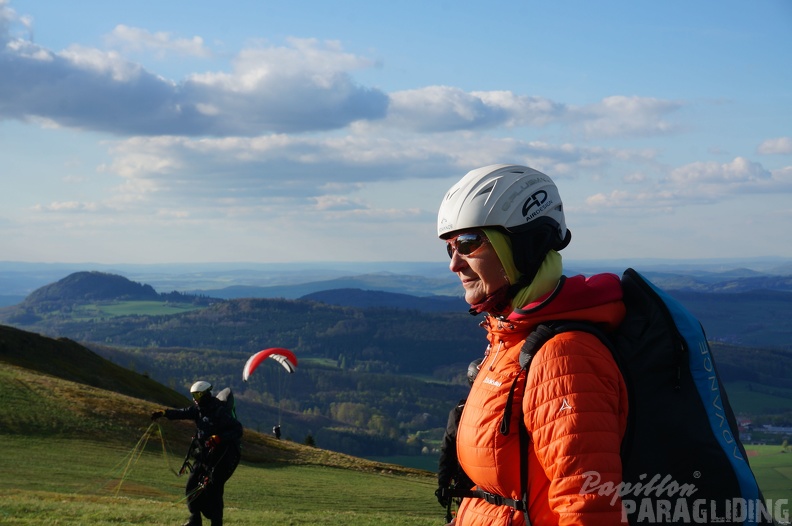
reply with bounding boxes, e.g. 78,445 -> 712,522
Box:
0,326 -> 442,525
0,324 -> 431,472
0,323 -> 188,409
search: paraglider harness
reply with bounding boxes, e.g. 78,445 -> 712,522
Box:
178,436 -> 201,476
178,385 -> 239,478
438,485 -> 528,523
179,433 -> 231,503
437,485 -> 522,524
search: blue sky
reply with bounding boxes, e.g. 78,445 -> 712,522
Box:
1,0 -> 790,266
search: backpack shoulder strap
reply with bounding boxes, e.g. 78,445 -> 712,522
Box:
495,321 -> 606,526
501,320 -> 612,436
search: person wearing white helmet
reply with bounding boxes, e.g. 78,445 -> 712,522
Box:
438,164 -> 571,316
151,380 -> 243,526
437,165 -> 628,525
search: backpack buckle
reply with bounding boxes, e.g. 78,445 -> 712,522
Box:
481,491 -> 527,511
483,492 -> 505,506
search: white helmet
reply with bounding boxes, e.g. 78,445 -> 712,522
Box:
437,164 -> 569,247
190,380 -> 212,402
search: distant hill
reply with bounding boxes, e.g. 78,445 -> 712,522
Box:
183,269 -> 792,302
24,271 -> 161,303
301,288 -> 467,312
187,272 -> 462,299
6,272 -> 219,321
639,272 -> 792,293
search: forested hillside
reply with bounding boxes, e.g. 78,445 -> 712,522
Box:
1,270 -> 790,457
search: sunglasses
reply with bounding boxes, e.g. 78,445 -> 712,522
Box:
446,232 -> 489,259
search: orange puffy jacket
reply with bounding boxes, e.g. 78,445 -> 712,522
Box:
455,273 -> 629,526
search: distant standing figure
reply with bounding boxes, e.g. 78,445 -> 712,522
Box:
273,424 -> 281,439
151,380 -> 243,526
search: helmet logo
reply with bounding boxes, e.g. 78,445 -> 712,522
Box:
522,190 -> 548,218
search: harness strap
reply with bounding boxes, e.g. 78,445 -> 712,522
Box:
445,488 -> 527,512
499,324 -> 555,436
518,408 -> 530,525
486,324 -> 564,524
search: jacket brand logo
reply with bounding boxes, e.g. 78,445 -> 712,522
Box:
559,398 -> 573,412
483,377 -> 502,387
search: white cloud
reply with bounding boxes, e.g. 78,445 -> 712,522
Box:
2,7 -> 684,142
0,34 -> 388,135
60,45 -> 145,82
312,195 -> 367,212
584,187 -> 687,213
0,0 -> 691,149
0,0 -> 18,43
105,25 -> 211,59
474,91 -> 567,128
584,157 -> 792,212
388,86 -> 565,132
569,95 -> 682,138
757,136 -> 792,155
62,175 -> 89,184
387,86 -> 500,131
33,200 -> 98,212
386,87 -> 566,132
665,156 -> 771,187
386,88 -> 681,138
97,131 -> 640,210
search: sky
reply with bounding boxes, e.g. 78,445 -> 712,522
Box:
1,0 -> 790,267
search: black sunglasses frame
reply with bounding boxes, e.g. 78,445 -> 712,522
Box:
446,232 -> 488,259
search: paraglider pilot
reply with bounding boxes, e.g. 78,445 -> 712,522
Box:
272,424 -> 281,440
151,380 -> 243,526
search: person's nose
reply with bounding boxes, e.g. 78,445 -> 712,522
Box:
449,249 -> 467,273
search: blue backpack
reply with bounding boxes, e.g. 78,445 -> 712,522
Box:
505,268 -> 772,525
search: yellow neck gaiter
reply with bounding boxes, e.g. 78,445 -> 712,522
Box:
483,228 -> 563,310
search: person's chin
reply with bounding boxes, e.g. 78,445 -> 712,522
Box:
465,292 -> 485,306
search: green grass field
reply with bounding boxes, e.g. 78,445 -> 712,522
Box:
0,436 -> 441,525
70,301 -> 204,319
744,445 -> 792,502
1,437 -> 788,525
724,380 -> 792,415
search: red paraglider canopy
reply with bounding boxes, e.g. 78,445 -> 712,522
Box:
243,347 -> 298,381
